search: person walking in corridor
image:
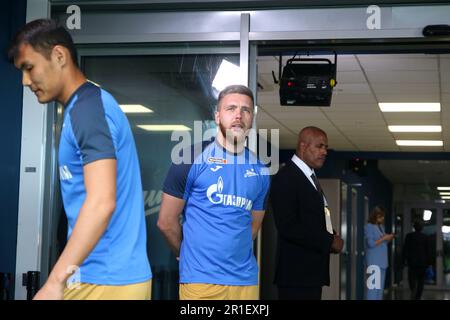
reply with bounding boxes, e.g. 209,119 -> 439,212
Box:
403,220 -> 432,300
9,19 -> 152,299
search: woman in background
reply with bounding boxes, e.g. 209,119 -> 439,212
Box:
364,206 -> 394,300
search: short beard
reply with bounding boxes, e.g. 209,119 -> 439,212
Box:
219,123 -> 246,146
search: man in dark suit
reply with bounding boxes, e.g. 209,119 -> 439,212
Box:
270,126 -> 344,300
403,220 -> 432,300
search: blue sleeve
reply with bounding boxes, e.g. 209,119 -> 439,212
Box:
69,89 -> 116,165
365,224 -> 378,248
163,141 -> 211,200
252,166 -> 271,211
163,162 -> 194,200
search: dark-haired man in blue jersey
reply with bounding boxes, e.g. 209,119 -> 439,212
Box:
9,19 -> 151,300
158,84 -> 270,300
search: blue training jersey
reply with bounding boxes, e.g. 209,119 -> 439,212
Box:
59,81 -> 152,285
163,140 -> 270,285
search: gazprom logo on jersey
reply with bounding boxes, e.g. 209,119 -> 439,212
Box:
206,176 -> 253,210
59,165 -> 73,180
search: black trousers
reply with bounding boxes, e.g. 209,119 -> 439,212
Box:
408,266 -> 426,300
277,286 -> 322,300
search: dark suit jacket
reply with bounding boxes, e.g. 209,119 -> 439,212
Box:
403,231 -> 432,268
270,159 -> 334,287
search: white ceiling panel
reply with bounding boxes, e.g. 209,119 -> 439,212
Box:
336,71 -> 367,84
439,58 -> 450,70
324,110 -> 384,121
257,73 -> 279,93
257,56 -> 280,74
371,83 -> 440,95
366,71 -> 438,84
283,119 -> 332,129
257,91 -> 282,105
441,84 -> 450,94
265,111 -> 328,120
382,113 -> 441,123
439,72 -> 450,85
376,93 -> 440,102
256,53 -> 450,155
341,132 -> 393,140
390,132 -> 443,140
359,54 -> 437,59
331,93 -> 377,104
329,118 -> 387,127
333,83 -> 371,94
397,146 -> 444,152
442,94 -> 450,102
256,120 -> 283,129
358,146 -> 396,151
328,104 -> 377,111
335,55 -> 360,71
357,56 -> 438,71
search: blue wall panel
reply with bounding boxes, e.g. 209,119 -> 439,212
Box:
0,0 -> 26,299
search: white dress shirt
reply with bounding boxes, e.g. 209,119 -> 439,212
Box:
291,154 -> 333,234
291,154 -> 317,191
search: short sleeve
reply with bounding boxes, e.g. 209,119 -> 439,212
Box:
162,162 -> 194,200
69,88 -> 116,165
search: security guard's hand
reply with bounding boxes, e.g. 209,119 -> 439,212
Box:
331,234 -> 344,254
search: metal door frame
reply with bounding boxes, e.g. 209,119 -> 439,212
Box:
350,187 -> 358,299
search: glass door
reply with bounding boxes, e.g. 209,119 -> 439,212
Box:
441,210 -> 450,287
82,52 -> 240,299
350,188 -> 358,299
340,182 -> 348,300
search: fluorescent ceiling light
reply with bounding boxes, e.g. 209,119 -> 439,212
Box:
379,103 -> 440,112
442,226 -> 450,234
388,125 -> 442,133
137,125 -> 191,131
212,59 -> 241,95
437,187 -> 450,191
423,210 -> 432,221
441,196 -> 450,200
119,104 -> 154,113
396,140 -> 443,146
440,192 -> 450,196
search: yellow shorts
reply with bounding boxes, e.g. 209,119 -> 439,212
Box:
63,280 -> 152,300
179,283 -> 258,300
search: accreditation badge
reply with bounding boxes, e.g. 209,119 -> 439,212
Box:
324,206 -> 334,234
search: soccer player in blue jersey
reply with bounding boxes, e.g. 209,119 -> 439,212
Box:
9,19 -> 152,300
158,85 -> 270,299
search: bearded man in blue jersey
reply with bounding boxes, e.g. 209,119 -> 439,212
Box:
158,84 -> 270,300
9,19 -> 151,300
